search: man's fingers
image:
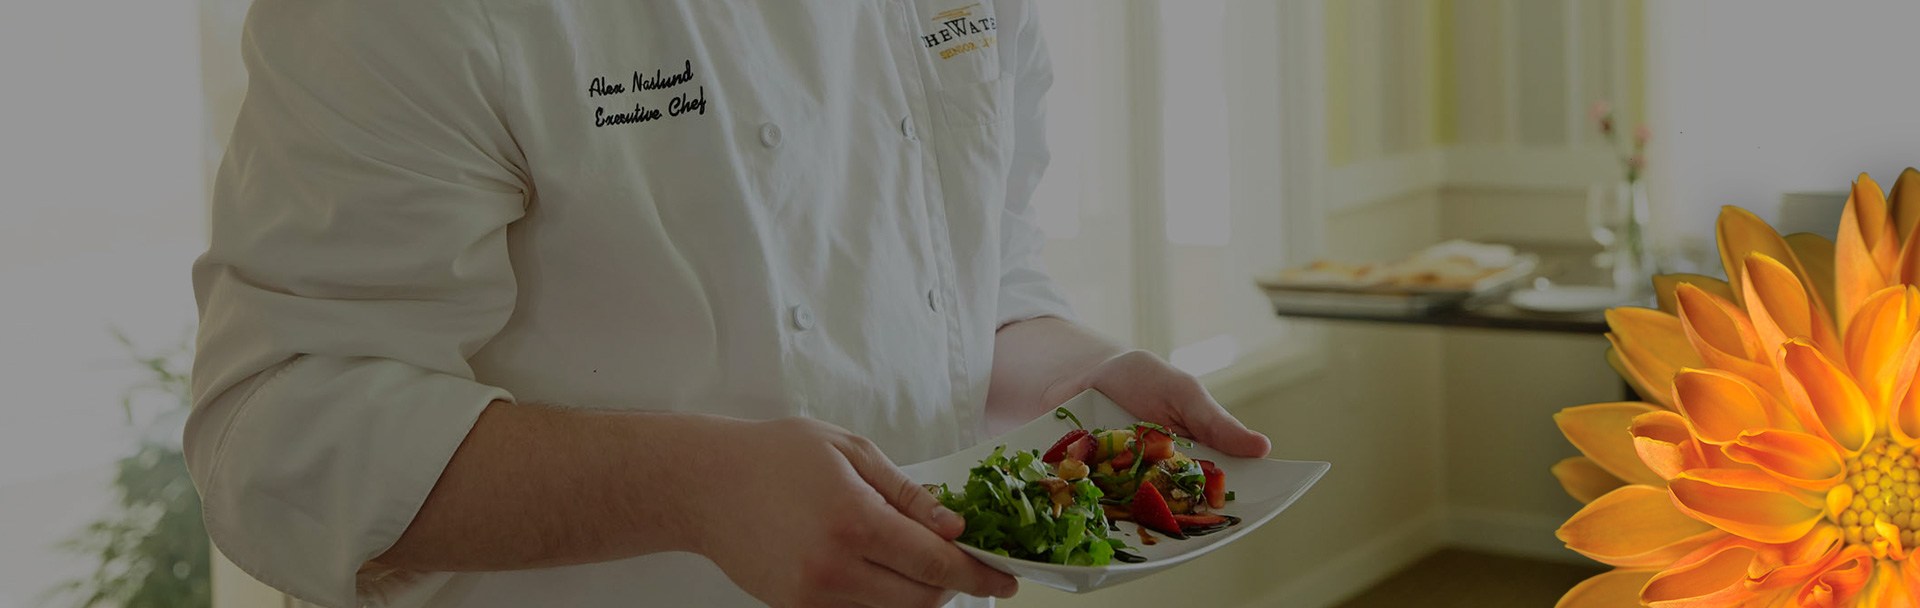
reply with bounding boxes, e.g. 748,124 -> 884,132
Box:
836,445 -> 1018,599
838,438 -> 965,539
830,561 -> 948,608
1179,394 -> 1272,458
863,510 -> 1018,599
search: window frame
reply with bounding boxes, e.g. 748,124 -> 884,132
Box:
1119,0 -> 1331,403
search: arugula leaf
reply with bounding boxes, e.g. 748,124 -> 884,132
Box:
936,445 -> 1131,566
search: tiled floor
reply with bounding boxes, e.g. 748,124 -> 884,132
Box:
1331,548 -> 1605,608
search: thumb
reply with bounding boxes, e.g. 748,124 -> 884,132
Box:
838,437 -> 968,539
1184,401 -> 1272,458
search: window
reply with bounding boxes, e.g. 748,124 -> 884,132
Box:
0,0 -> 211,604
1032,1 -> 1318,381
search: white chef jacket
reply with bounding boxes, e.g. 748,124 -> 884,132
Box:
184,0 -> 1070,606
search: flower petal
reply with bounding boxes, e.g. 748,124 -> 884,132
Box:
1609,347 -> 1664,409
1722,429 -> 1846,491
1557,485 -> 1725,568
1676,283 -> 1764,361
1748,523 -> 1845,592
1642,541 -> 1764,607
1555,569 -> 1659,608
1676,284 -> 1781,396
1557,402 -> 1667,487
1895,557 -> 1920,608
1844,286 -> 1920,415
1897,227 -> 1920,290
1837,175 -> 1899,333
1718,205 -> 1806,309
1857,173 -> 1902,270
1890,332 -> 1920,445
1787,232 -> 1840,321
1862,559 -> 1916,608
1673,368 -> 1787,444
1632,410 -> 1708,480
1874,519 -> 1908,561
1552,456 -> 1628,504
1743,252 -> 1842,365
1780,340 -> 1877,454
1609,307 -> 1706,409
1791,545 -> 1874,608
1655,273 -> 1736,316
1892,167 -> 1920,245
1668,469 -> 1824,543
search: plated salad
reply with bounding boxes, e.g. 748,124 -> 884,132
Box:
928,408 -> 1239,566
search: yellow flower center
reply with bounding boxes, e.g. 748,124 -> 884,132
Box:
1835,438 -> 1920,551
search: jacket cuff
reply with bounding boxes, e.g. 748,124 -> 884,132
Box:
192,356 -> 508,608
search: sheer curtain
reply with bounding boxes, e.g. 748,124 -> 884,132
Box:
1032,0 -> 1301,379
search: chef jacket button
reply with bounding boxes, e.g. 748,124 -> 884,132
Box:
760,123 -> 783,148
927,289 -> 939,312
789,304 -> 815,331
900,116 -> 918,141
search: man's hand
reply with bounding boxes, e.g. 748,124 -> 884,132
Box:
1043,350 -> 1272,458
987,317 -> 1271,458
691,417 -> 1020,608
377,405 -> 1015,607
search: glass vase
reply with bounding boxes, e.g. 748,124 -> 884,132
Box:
1610,180 -> 1655,294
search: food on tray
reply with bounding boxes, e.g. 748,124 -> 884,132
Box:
1266,240 -> 1523,291
928,408 -> 1239,566
1280,259 -> 1389,287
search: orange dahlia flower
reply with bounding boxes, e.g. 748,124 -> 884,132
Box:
1554,169 -> 1920,607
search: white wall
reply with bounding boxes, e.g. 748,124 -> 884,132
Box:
1648,0 -> 1920,240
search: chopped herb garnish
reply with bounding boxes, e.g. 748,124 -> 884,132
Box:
1053,407 -> 1085,430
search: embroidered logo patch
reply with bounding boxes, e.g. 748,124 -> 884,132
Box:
921,3 -> 997,60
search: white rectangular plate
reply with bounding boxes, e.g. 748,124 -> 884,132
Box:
900,390 -> 1330,593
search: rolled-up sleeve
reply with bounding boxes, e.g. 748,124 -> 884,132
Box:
185,0 -> 525,605
996,0 -> 1075,327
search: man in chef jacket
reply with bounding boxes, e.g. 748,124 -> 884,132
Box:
187,0 -> 1272,607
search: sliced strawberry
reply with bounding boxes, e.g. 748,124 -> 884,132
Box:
1198,459 -> 1227,509
1136,425 -> 1176,463
1042,429 -> 1091,464
1131,482 -> 1186,539
1110,446 -> 1136,469
1064,434 -> 1095,464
